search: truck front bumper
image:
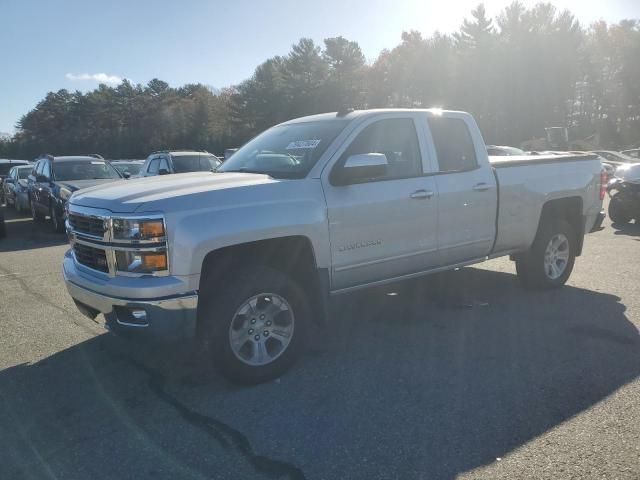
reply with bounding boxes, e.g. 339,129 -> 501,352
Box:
63,251 -> 198,339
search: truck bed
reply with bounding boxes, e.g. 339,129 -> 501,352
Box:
490,152 -> 603,255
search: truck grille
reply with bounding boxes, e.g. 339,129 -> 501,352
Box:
68,213 -> 106,237
73,243 -> 109,273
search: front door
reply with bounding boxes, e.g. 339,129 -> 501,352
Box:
322,115 -> 439,291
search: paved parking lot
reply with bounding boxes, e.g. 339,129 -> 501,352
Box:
1,205 -> 639,480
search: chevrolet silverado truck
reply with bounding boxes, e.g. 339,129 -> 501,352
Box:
63,109 -> 606,384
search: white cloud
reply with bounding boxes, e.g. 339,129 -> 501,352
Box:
65,72 -> 124,85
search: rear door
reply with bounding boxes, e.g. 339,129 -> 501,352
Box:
322,114 -> 439,290
427,115 -> 498,265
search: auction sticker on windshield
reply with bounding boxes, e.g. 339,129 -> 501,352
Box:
286,140 -> 321,150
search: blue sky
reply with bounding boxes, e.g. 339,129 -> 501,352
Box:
1,0 -> 638,133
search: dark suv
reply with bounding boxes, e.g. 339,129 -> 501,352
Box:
140,150 -> 221,177
0,159 -> 31,204
28,154 -> 123,232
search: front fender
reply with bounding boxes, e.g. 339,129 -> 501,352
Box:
159,179 -> 330,278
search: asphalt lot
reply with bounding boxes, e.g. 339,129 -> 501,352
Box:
0,204 -> 639,480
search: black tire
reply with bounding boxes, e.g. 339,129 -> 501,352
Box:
199,265 -> 310,385
31,198 -> 45,222
50,203 -> 64,233
608,193 -> 631,224
515,219 -> 576,290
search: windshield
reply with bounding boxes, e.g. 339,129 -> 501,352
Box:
172,154 -> 217,173
53,160 -> 121,181
114,163 -> 142,175
217,120 -> 349,179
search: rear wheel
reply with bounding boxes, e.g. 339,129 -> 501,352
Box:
516,219 -> 576,290
199,265 -> 310,385
608,193 -> 632,224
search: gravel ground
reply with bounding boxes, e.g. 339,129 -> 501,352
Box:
0,204 -> 639,480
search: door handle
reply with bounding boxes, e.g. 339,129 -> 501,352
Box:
472,182 -> 491,192
410,189 -> 434,199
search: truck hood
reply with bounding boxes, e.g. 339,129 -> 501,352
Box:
69,172 -> 277,213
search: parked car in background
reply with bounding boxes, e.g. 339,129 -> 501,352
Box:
28,154 -> 123,232
0,159 -> 30,204
591,150 -> 638,167
140,151 -> 221,177
3,165 -> 33,212
607,162 -> 640,224
486,145 -> 525,156
621,148 -> 640,159
111,160 -> 144,178
64,108 -> 605,384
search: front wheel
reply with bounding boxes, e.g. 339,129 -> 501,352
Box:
608,193 -> 632,224
199,265 -> 310,385
516,219 -> 576,290
50,204 -> 64,233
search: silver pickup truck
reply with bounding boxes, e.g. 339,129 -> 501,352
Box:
63,109 -> 605,383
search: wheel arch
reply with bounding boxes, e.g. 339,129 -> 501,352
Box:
196,236 -> 329,338
536,196 -> 585,256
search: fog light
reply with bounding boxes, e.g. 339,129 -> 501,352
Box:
131,309 -> 147,321
115,250 -> 168,274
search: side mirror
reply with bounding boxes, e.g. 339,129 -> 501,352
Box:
122,171 -> 131,179
158,168 -> 169,176
335,153 -> 388,185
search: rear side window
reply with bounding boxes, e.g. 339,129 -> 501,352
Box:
428,117 -> 477,172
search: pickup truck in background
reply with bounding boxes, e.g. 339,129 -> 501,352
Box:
63,109 -> 606,384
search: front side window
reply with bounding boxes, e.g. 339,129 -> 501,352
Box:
18,167 -> 31,179
218,120 -> 349,179
333,118 -> 423,183
428,117 -> 478,172
53,161 -> 121,181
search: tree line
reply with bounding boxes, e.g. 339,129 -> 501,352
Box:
1,2 -> 639,160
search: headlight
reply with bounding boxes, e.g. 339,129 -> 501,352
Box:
115,250 -> 168,274
112,218 -> 166,241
